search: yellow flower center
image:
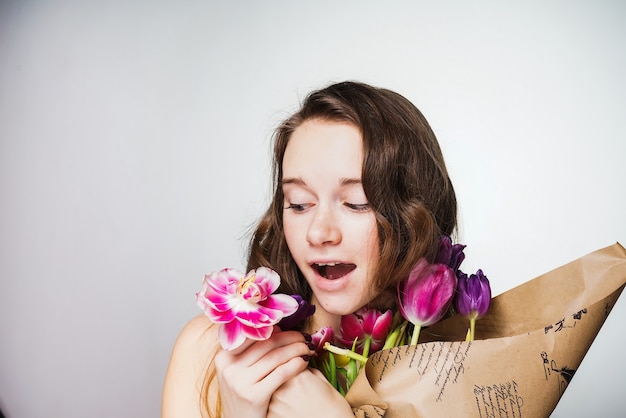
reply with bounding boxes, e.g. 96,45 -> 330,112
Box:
237,273 -> 255,294
237,273 -> 262,302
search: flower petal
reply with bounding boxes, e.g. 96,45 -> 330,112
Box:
262,294 -> 299,317
219,320 -> 247,351
278,295 -> 315,331
449,244 -> 466,271
360,309 -> 378,334
339,313 -> 365,342
398,261 -> 456,327
196,293 -> 235,323
197,266 -> 292,350
434,235 -> 453,266
240,323 -> 274,341
235,305 -> 284,327
311,326 -> 334,355
251,266 -> 281,295
454,269 -> 491,319
371,310 -> 393,341
209,268 -> 244,291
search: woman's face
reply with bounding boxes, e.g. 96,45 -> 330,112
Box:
282,119 -> 380,330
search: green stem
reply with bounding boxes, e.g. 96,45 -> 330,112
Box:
469,317 -> 476,341
397,322 -> 408,346
346,359 -> 358,391
362,336 -> 372,358
383,328 -> 399,350
327,349 -> 337,389
324,342 -> 368,364
410,323 -> 422,346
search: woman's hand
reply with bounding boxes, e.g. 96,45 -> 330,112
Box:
215,329 -> 314,418
267,367 -> 354,418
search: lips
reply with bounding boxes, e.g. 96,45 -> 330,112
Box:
312,262 -> 356,280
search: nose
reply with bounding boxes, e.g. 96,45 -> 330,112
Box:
306,205 -> 341,246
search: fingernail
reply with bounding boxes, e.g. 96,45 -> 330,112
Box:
307,342 -> 316,351
301,355 -> 311,362
302,333 -> 312,342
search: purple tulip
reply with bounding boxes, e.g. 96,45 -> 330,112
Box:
434,235 -> 466,272
337,307 -> 393,356
455,269 -> 491,319
398,258 -> 458,345
278,294 -> 316,331
454,269 -> 491,341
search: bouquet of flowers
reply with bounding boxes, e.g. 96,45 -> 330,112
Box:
195,240 -> 626,417
304,235 -> 491,395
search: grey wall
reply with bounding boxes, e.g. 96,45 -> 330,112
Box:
1,1 -> 625,417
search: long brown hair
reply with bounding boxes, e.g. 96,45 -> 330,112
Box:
202,81 -> 457,416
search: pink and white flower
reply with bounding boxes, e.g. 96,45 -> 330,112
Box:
196,267 -> 299,351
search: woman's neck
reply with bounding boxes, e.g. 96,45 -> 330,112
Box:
305,296 -> 341,333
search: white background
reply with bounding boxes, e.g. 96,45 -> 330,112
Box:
1,1 -> 625,417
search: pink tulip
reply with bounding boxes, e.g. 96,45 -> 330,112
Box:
311,326 -> 335,356
196,267 -> 299,351
397,258 -> 458,345
337,307 -> 393,356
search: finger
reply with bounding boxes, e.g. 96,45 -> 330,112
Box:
223,324 -> 285,355
309,367 -> 326,380
236,331 -> 310,367
256,355 -> 310,395
216,337 -> 312,408
246,338 -> 314,382
222,325 -> 292,357
227,336 -> 256,356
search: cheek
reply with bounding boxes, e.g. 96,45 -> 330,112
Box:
282,217 -> 302,255
364,219 -> 380,272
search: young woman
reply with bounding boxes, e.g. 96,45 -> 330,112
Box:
162,81 -> 458,417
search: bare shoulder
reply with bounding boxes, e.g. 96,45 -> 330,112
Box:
177,313 -> 218,349
162,314 -> 220,417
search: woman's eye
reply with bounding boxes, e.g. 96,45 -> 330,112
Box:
345,203 -> 370,212
285,203 -> 310,212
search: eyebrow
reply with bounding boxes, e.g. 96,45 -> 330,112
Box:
281,177 -> 306,186
282,177 -> 362,186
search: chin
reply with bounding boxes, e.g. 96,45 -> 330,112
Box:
326,305 -> 358,316
317,297 -> 364,317
311,285 -> 378,316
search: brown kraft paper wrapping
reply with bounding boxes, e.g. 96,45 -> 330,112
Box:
345,242 -> 626,417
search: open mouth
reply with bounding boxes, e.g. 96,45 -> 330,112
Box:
312,262 -> 356,280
